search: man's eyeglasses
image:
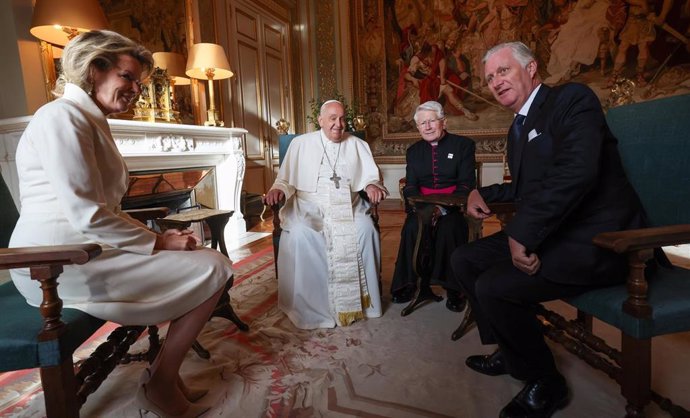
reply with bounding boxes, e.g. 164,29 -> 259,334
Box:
416,118 -> 443,127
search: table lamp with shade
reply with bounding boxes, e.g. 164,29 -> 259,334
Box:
185,43 -> 233,127
30,0 -> 109,98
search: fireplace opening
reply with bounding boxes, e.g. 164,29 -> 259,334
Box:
122,166 -> 216,211
122,166 -> 217,241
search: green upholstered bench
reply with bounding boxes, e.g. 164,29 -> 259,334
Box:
537,93 -> 690,417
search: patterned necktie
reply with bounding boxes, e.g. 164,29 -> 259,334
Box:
510,114 -> 526,143
509,114 -> 526,172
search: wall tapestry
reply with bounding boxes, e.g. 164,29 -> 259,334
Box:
100,0 -> 195,124
369,0 -> 690,141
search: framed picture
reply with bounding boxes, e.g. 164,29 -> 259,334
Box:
367,0 -> 690,142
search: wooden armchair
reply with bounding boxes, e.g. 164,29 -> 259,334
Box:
0,173 -> 162,418
538,94 -> 690,417
472,94 -> 690,417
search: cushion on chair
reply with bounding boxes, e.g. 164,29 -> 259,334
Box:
278,134 -> 298,166
568,266 -> 690,339
567,95 -> 690,339
607,94 -> 690,227
0,173 -> 19,249
0,281 -> 105,372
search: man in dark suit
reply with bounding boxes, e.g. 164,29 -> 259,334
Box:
450,42 -> 644,418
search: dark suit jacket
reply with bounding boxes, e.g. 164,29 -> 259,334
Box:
479,83 -> 644,285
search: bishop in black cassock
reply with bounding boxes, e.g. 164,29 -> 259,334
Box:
391,125 -> 476,310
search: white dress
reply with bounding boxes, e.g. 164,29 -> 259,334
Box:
9,84 -> 232,326
271,131 -> 386,329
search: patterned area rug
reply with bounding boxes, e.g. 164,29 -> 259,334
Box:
2,247 -> 689,417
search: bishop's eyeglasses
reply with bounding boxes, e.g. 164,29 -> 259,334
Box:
416,118 -> 443,127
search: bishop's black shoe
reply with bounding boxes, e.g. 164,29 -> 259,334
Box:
445,289 -> 467,312
499,373 -> 570,418
391,286 -> 415,304
465,349 -> 507,376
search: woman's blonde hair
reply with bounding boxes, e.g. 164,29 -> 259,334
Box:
54,30 -> 153,97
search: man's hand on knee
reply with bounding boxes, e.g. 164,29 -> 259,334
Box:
508,236 -> 541,276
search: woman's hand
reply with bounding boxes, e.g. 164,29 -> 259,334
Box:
155,229 -> 199,251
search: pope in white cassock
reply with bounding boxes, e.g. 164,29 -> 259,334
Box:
264,100 -> 388,329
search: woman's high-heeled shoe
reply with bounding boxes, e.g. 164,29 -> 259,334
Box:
136,383 -> 210,418
139,368 -> 209,403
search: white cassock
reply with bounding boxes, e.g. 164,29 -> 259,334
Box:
271,131 -> 388,329
10,83 -> 231,326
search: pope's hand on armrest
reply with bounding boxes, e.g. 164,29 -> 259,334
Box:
467,189 -> 491,219
263,189 -> 285,206
365,184 -> 386,205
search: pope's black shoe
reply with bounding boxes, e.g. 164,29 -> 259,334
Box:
445,289 -> 467,312
499,373 -> 570,418
391,286 -> 415,304
465,349 -> 507,376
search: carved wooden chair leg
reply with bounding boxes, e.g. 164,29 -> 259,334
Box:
211,275 -> 249,331
191,341 -> 211,359
401,204 -> 443,317
119,325 -> 161,364
190,276 -> 248,359
621,334 -> 651,418
451,305 -> 476,341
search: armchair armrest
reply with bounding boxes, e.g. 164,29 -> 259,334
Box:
593,224 -> 690,254
592,225 -> 690,319
0,243 -> 102,336
0,244 -> 102,270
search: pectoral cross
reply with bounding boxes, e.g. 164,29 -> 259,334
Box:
330,172 -> 341,189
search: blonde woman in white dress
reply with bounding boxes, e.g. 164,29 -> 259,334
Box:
9,30 -> 229,417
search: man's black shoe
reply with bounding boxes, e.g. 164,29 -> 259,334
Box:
445,289 -> 467,312
465,350 -> 507,376
499,373 -> 570,418
391,286 -> 414,304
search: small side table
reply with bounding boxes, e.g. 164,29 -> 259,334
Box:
156,208 -> 234,257
156,208 -> 249,358
403,195 -> 514,340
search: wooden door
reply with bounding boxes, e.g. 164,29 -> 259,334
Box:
226,0 -> 293,195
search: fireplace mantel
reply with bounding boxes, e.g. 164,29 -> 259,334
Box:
0,117 -> 249,243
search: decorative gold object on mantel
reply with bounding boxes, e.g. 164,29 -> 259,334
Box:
353,114 -> 367,131
149,52 -> 190,123
133,67 -> 178,123
186,43 -> 234,127
276,118 -> 290,135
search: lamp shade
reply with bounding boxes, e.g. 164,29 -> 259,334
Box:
30,0 -> 109,46
185,43 -> 233,80
153,52 -> 191,86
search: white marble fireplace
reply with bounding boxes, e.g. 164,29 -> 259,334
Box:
0,117 -> 249,246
